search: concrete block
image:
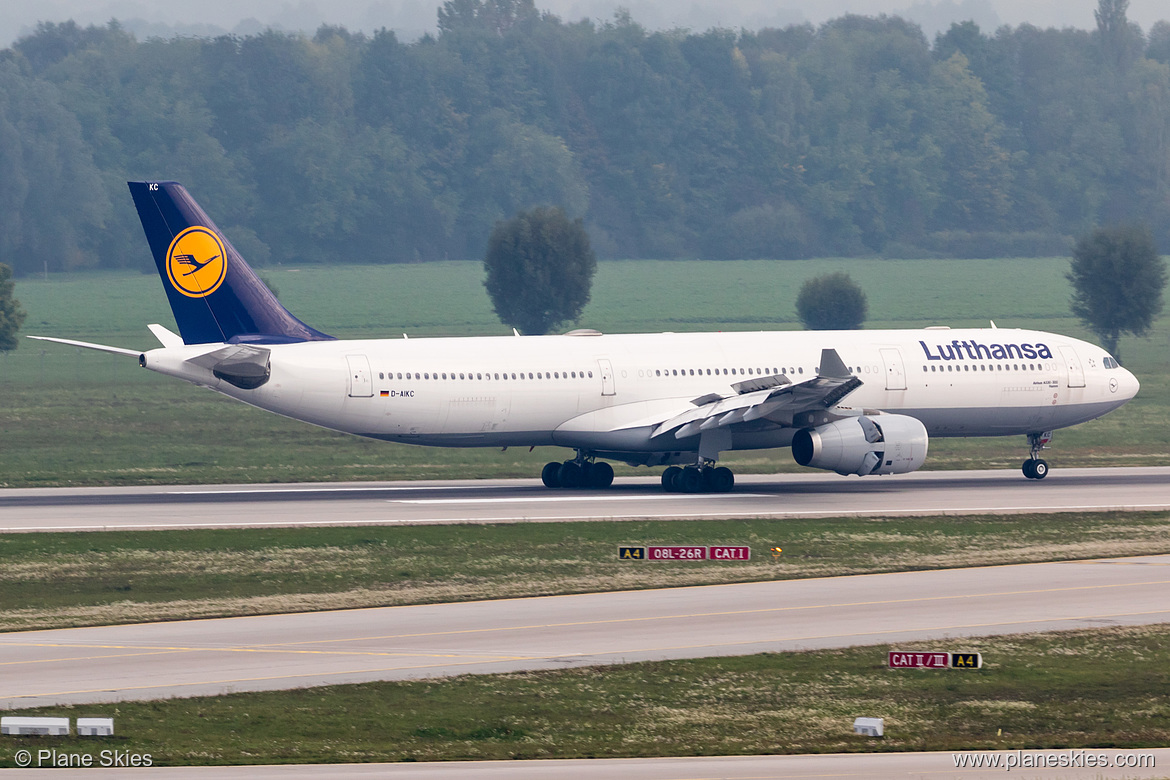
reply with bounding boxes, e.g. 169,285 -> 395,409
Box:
853,716 -> 884,737
76,718 -> 114,737
1,716 -> 70,736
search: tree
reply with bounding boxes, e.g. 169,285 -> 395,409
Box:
1095,0 -> 1139,71
796,272 -> 868,330
0,263 -> 28,351
1068,224 -> 1166,361
483,206 -> 596,335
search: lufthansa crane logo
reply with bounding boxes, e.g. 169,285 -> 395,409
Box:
166,226 -> 227,298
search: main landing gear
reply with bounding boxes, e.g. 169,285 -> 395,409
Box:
1022,431 -> 1052,480
541,454 -> 615,489
661,463 -> 735,493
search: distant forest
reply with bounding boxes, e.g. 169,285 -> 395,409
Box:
2,0 -> 1170,274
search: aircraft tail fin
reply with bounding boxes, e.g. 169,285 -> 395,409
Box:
128,181 -> 333,345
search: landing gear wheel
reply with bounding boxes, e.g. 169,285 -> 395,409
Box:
677,466 -> 704,493
1022,459 -> 1036,479
662,466 -> 682,491
587,461 -> 614,488
541,461 -> 562,488
1031,459 -> 1048,479
558,460 -> 584,488
709,466 -> 734,493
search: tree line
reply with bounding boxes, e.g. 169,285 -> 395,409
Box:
2,0 -> 1170,276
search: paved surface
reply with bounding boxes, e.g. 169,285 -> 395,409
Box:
2,554 -> 1168,710
1,467 -> 1169,532
2,750 -> 1168,778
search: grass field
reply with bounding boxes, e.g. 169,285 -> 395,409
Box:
12,624 -> 1170,764
2,257 -> 1168,487
3,259 -> 1169,767
2,511 -> 1168,632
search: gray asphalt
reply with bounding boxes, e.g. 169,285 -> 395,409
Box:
2,554 -> 1168,710
1,466 -> 1169,532
3,750 -> 1168,779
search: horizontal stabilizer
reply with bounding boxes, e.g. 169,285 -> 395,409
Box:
26,335 -> 141,357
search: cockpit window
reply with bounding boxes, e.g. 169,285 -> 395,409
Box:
1103,357 -> 1120,369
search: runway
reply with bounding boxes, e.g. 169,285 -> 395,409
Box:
1,466 -> 1169,532
2,553 -> 1168,710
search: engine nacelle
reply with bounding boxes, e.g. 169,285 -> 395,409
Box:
791,413 -> 928,476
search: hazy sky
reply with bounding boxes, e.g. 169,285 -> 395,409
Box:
3,0 -> 1168,49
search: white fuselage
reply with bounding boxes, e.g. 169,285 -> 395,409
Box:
140,327 -> 1140,464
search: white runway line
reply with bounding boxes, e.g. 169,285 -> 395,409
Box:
392,494 -> 769,504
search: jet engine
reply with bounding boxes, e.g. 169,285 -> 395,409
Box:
791,413 -> 928,476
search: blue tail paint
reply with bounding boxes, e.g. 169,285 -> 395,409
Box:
129,181 -> 333,345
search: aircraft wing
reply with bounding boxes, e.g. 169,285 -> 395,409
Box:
644,348 -> 863,440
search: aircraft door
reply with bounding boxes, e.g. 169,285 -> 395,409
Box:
880,348 -> 907,391
1059,345 -> 1086,388
598,358 -> 616,396
346,354 -> 374,397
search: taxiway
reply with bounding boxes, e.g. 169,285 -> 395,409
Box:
2,553 -> 1168,709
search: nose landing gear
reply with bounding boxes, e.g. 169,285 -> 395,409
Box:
1022,431 -> 1052,479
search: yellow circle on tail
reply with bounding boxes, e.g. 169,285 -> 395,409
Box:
166,227 -> 227,298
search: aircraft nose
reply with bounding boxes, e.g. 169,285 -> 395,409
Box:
1126,367 -> 1140,398
1116,367 -> 1140,400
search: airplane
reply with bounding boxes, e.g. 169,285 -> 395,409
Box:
31,181 -> 1140,492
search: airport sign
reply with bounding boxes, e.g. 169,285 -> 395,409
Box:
888,651 -> 984,669
619,546 -> 752,561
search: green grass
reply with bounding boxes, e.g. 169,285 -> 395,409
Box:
14,623 -> 1170,764
2,511 -> 1168,632
1,258 -> 1168,487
